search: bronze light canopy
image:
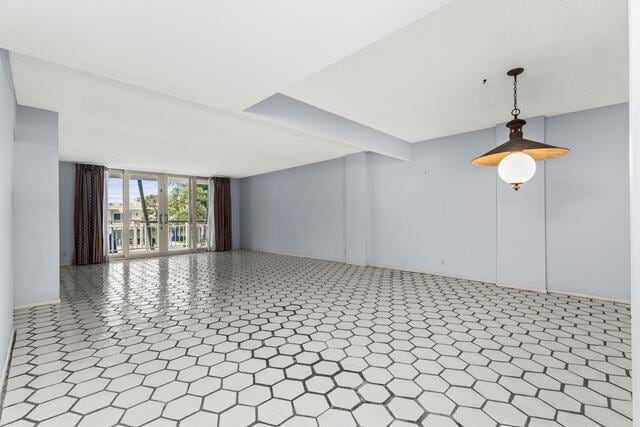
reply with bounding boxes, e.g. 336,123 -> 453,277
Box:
472,68 -> 569,189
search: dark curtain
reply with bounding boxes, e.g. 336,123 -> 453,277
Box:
73,164 -> 106,265
213,177 -> 232,251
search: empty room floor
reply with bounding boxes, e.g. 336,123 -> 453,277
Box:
0,251 -> 631,427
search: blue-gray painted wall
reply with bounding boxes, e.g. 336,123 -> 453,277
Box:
0,49 -> 16,369
246,93 -> 412,160
14,106 -> 60,306
344,152 -> 369,265
496,117 -> 547,291
367,127 -> 498,283
240,103 -> 630,301
240,158 -> 346,261
59,162 -> 75,265
545,103 -> 629,299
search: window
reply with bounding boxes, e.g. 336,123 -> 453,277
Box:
196,179 -> 209,248
167,176 -> 190,250
107,170 -> 124,256
128,174 -> 159,253
106,170 -> 211,257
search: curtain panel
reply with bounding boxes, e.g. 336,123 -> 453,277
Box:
73,164 -> 106,265
212,177 -> 232,251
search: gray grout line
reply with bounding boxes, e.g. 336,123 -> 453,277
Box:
0,251 -> 632,427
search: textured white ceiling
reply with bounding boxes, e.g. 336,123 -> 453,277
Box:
1,0 -> 629,177
0,0 -> 451,111
1,0 -> 453,176
284,0 -> 629,142
11,54 -> 357,178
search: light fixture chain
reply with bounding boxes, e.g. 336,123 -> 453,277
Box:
511,74 -> 520,118
514,74 -> 517,110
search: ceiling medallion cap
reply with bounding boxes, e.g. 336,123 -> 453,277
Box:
507,67 -> 524,77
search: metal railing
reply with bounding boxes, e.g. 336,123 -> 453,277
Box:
108,224 -> 125,255
108,221 -> 207,255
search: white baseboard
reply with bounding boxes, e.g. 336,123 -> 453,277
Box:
368,261 -> 493,284
495,281 -> 548,294
0,329 -> 16,411
248,249 -> 347,264
244,249 -> 623,304
548,289 -> 630,304
370,263 -> 554,296
14,299 -> 61,310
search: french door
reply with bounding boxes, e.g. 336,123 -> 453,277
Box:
107,170 -> 209,258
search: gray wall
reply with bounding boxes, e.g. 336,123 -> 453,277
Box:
246,93 -> 411,160
59,162 -> 75,265
240,158 -> 346,261
0,49 -> 16,370
14,106 -> 60,306
546,103 -> 630,299
344,153 -> 369,265
496,117 -> 547,291
240,103 -> 630,301
367,128 -> 498,283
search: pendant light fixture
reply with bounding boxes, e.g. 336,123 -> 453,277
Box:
472,68 -> 569,190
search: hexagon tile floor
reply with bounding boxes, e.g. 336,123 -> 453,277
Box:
0,251 -> 632,427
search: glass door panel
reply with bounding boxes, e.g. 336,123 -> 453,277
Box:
108,170 -> 208,258
195,179 -> 209,248
167,176 -> 190,251
128,174 -> 160,254
107,170 -> 124,257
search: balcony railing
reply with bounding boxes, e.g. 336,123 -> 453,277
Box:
108,221 -> 208,255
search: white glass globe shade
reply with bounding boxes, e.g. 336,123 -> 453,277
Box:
498,152 -> 536,187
